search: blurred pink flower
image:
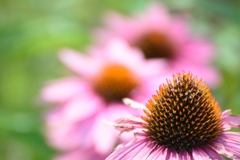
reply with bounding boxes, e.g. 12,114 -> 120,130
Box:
95,2 -> 220,87
41,39 -> 167,159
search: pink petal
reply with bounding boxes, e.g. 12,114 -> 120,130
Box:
178,150 -> 192,160
192,147 -> 213,160
45,106 -> 67,128
146,146 -> 165,160
91,117 -> 116,155
54,150 -> 85,160
153,147 -> 169,160
168,18 -> 189,42
220,132 -> 240,143
106,139 -> 151,160
170,59 -> 221,87
92,104 -> 136,155
46,115 -> 95,150
41,77 -> 89,103
137,2 -> 170,31
88,39 -> 166,79
223,115 -> 240,128
201,146 -> 224,160
130,69 -> 167,103
132,59 -> 169,79
62,92 -> 103,123
166,148 -> 179,160
59,49 -> 103,77
209,132 -> 240,159
101,12 -> 139,42
102,39 -> 144,67
180,39 -> 215,63
218,132 -> 240,157
47,124 -> 82,150
222,110 -> 232,118
209,139 -> 234,158
130,141 -> 158,159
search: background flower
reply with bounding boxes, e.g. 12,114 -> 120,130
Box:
41,39 -> 167,159
95,2 -> 220,87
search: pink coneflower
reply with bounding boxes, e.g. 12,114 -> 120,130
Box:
41,39 -> 167,158
95,3 -> 220,86
106,72 -> 240,159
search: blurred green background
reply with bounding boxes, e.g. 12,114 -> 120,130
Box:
0,0 -> 240,159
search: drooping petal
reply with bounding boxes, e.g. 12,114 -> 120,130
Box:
209,139 -> 234,158
222,140 -> 240,158
223,114 -> 240,128
211,132 -> 240,158
222,110 -> 232,118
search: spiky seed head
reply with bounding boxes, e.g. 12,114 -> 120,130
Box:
142,72 -> 222,151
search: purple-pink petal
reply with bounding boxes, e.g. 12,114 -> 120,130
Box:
62,92 -> 103,123
209,140 -> 234,158
46,115 -> 95,150
145,146 -> 165,160
166,148 -> 179,160
180,40 -> 215,63
219,132 -> 240,156
201,146 -> 224,160
178,150 -> 192,160
91,105 -> 138,154
59,49 -> 104,77
192,147 -> 214,160
223,115 -> 240,128
106,138 -> 160,160
41,77 -> 88,103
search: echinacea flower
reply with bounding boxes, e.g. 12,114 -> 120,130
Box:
106,72 -> 240,160
95,3 -> 220,87
41,39 -> 167,158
